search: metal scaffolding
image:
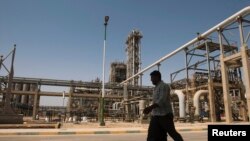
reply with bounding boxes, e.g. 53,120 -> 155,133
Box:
121,6 -> 250,123
170,40 -> 243,122
126,30 -> 143,86
0,76 -> 152,122
0,45 -> 23,124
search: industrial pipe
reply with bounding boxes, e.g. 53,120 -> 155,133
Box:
172,90 -> 186,118
193,90 -> 208,116
121,6 -> 250,84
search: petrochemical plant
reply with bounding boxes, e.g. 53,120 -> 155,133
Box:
1,7 -> 250,125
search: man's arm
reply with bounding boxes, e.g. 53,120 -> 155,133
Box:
143,103 -> 159,115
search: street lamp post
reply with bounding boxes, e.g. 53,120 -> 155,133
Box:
62,91 -> 65,107
62,91 -> 66,122
100,16 -> 109,126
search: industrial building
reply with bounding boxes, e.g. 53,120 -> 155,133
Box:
109,62 -> 126,83
1,7 -> 250,124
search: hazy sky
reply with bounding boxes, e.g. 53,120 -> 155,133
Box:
0,0 -> 249,106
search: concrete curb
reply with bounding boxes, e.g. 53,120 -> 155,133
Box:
177,127 -> 207,132
0,127 -> 208,136
0,123 -> 59,129
2,121 -> 249,136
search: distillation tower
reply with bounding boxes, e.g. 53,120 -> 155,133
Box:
125,30 -> 143,86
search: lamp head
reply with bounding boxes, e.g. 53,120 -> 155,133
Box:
104,16 -> 109,25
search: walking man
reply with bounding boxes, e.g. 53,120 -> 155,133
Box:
143,70 -> 184,141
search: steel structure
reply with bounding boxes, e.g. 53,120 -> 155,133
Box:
170,40 -> 243,122
121,7 -> 250,84
0,76 -> 152,122
126,30 -> 143,86
121,6 -> 250,123
0,45 -> 23,124
1,7 -> 250,124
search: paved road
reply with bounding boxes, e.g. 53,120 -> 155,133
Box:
0,131 -> 207,141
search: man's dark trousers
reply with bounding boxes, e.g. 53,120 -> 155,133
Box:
147,113 -> 184,141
